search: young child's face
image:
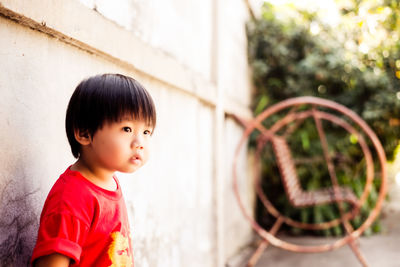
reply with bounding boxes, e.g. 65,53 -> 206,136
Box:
89,118 -> 153,174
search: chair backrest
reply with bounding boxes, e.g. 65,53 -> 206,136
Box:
270,135 -> 358,208
270,136 -> 303,205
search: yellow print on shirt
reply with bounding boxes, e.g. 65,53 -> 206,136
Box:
108,232 -> 133,267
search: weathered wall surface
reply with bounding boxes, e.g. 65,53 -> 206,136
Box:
0,0 -> 255,266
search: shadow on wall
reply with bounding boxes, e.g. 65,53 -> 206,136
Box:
0,166 -> 39,267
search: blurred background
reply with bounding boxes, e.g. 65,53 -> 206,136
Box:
0,0 -> 399,266
248,0 -> 400,231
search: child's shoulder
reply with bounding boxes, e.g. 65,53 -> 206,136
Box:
44,168 -> 98,212
50,167 -> 95,198
48,167 -> 122,206
43,167 -> 123,223
38,168 -> 101,231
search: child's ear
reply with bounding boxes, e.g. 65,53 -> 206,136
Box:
74,129 -> 91,145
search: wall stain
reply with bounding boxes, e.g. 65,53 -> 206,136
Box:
0,180 -> 39,267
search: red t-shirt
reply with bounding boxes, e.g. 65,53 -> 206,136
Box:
31,167 -> 134,266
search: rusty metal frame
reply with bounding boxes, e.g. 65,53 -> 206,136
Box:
232,97 -> 387,266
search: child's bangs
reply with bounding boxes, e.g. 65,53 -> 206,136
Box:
105,76 -> 156,128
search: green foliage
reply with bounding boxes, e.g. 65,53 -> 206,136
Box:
248,1 -> 399,236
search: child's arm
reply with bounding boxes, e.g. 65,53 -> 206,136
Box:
33,253 -> 70,267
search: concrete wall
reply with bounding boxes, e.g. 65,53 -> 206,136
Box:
0,0 -> 255,266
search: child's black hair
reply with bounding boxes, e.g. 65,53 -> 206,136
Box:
65,73 -> 156,158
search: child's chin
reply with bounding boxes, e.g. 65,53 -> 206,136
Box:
120,166 -> 141,174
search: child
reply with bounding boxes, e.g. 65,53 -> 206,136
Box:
31,74 -> 156,267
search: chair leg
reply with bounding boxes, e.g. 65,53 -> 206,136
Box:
344,225 -> 368,267
246,239 -> 269,267
341,215 -> 368,267
247,217 -> 283,267
314,110 -> 369,266
347,240 -> 368,267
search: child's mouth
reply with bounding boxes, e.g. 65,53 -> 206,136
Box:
130,156 -> 141,165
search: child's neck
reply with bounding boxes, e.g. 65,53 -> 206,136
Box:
71,159 -> 117,191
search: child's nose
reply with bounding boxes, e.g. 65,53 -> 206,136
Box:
132,142 -> 143,150
132,136 -> 144,150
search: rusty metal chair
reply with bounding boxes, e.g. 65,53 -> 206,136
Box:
232,97 -> 387,267
271,136 -> 359,208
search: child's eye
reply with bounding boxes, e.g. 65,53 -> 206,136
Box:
123,127 -> 132,133
144,130 -> 151,135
